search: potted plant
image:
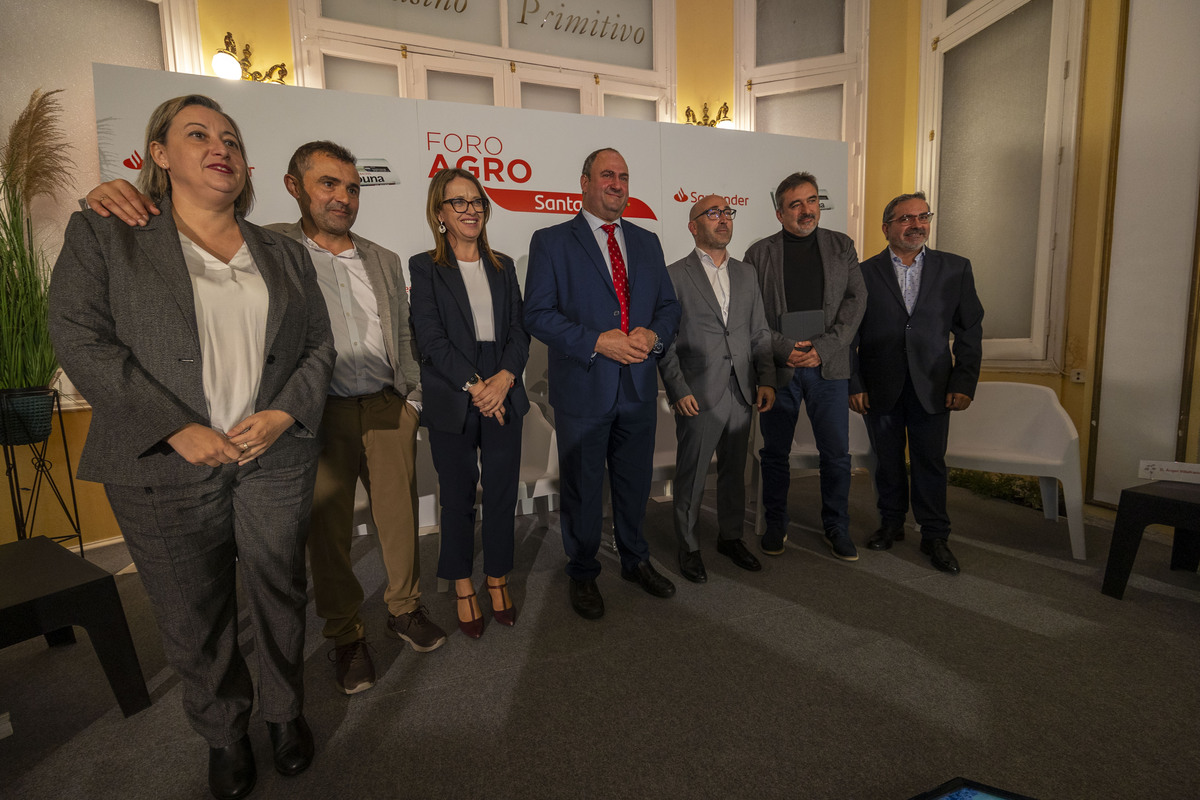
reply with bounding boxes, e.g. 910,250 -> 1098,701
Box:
1,88 -> 73,445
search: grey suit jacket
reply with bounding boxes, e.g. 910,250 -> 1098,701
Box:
659,250 -> 775,409
49,199 -> 335,486
742,228 -> 866,385
265,221 -> 421,396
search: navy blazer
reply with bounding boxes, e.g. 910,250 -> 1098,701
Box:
850,247 -> 984,415
48,196 -> 335,486
524,212 -> 680,416
408,249 -> 530,434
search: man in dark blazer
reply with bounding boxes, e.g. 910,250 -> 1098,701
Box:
524,147 -> 681,619
744,172 -> 866,562
850,191 -> 984,574
660,194 -> 775,583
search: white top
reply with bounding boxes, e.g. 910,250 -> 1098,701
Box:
179,232 -> 267,435
696,247 -> 730,324
457,257 -> 495,342
302,234 -> 394,397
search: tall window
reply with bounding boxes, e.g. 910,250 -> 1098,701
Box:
734,0 -> 867,246
917,0 -> 1085,367
290,0 -> 673,120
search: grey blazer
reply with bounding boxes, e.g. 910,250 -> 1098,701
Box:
742,228 -> 867,385
265,221 -> 421,396
49,198 -> 335,486
659,250 -> 775,409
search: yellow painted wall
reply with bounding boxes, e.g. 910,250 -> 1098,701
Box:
675,0 -> 735,124
197,0 -> 295,84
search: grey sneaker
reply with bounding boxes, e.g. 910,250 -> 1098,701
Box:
331,639 -> 375,695
760,527 -> 787,556
387,604 -> 447,652
824,529 -> 860,562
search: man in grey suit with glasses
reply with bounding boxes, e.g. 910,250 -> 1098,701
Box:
659,194 -> 776,583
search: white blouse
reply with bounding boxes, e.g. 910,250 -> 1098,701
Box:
457,258 -> 495,342
179,232 -> 268,435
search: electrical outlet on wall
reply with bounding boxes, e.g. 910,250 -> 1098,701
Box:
1070,369 -> 1087,383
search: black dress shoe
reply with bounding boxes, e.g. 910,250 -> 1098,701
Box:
267,716 -> 314,777
716,538 -> 763,571
678,550 -> 707,583
621,561 -> 677,598
209,735 -> 256,800
866,524 -> 905,551
920,537 -> 960,575
568,577 -> 605,619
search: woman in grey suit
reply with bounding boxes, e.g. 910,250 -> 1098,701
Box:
48,95 -> 334,800
408,168 -> 529,638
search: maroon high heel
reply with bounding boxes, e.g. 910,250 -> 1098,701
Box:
487,577 -> 516,627
457,591 -> 483,639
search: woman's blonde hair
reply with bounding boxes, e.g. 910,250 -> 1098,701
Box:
424,168 -> 504,271
139,94 -> 255,215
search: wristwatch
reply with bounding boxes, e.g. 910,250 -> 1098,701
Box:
651,333 -> 663,355
462,373 -> 482,391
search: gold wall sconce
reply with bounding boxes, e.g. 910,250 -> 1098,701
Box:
212,32 -> 288,84
684,102 -> 733,128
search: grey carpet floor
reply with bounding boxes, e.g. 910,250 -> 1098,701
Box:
1,475 -> 1198,800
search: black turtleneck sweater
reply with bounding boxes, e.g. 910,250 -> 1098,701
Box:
782,228 -> 824,312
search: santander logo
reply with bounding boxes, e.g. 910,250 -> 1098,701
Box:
425,130 -> 657,220
673,187 -> 751,207
123,150 -> 144,170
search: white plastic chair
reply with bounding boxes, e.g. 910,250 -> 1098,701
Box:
944,381 -> 1086,560
750,409 -> 874,537
515,403 -> 560,527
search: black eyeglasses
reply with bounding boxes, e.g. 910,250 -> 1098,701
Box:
886,212 -> 934,225
442,197 -> 488,213
692,207 -> 737,221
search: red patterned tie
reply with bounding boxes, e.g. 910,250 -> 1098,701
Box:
601,223 -> 629,333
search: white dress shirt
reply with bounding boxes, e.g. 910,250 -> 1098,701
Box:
457,257 -> 496,342
696,247 -> 731,324
302,234 -> 395,397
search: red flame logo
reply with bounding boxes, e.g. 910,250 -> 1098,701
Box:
123,150 -> 144,170
673,187 -> 688,202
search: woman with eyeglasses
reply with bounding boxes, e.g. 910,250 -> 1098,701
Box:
408,168 -> 529,638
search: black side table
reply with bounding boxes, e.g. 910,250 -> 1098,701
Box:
0,536 -> 151,717
1101,480 -> 1200,600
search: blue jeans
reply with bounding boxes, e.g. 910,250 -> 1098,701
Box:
758,367 -> 851,536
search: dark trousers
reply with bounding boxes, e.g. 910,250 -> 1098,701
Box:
759,366 -> 851,536
105,459 -> 316,747
555,375 -> 656,580
430,343 -> 523,580
863,374 -> 952,538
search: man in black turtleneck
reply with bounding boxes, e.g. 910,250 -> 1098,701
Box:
744,172 -> 866,562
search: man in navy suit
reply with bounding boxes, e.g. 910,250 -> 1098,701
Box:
524,148 -> 681,619
850,192 -> 984,574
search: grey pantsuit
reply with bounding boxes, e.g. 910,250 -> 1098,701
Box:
659,251 -> 775,552
48,201 -> 335,746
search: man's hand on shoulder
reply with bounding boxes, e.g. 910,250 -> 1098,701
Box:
85,180 -> 158,227
595,329 -> 648,365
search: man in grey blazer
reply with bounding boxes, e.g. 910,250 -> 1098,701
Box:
85,141 -> 446,694
660,195 -> 776,583
743,172 -> 866,562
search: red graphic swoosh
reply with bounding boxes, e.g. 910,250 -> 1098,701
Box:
486,188 -> 657,220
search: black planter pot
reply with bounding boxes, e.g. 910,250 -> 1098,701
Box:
0,387 -> 55,446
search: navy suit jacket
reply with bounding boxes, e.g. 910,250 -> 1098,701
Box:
524,213 -> 680,417
408,250 -> 530,434
850,247 -> 984,415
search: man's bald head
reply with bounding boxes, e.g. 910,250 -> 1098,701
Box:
687,194 -> 734,256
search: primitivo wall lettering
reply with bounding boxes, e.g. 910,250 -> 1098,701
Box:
391,0 -> 469,12
516,1 -> 647,45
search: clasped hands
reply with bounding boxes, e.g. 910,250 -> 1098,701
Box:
786,340 -> 822,368
167,410 -> 295,467
468,370 -> 516,425
595,327 -> 656,365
